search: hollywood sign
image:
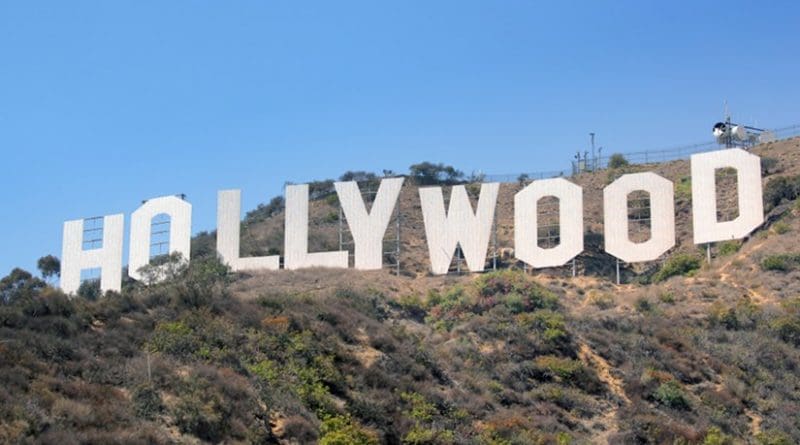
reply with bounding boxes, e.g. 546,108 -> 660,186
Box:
60,149 -> 764,294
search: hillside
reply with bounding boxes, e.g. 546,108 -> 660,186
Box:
2,139 -> 800,444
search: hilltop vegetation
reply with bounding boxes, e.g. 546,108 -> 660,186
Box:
2,138 -> 800,443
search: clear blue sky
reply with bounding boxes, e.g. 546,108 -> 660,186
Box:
1,1 -> 799,277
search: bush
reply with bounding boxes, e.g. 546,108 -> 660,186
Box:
474,270 -> 559,312
760,254 -> 800,272
703,426 -> 731,445
319,415 -> 379,445
518,310 -> 571,347
148,321 -> 199,358
771,316 -> 800,346
716,240 -> 741,256
586,292 -> 615,309
658,292 -> 676,304
772,221 -> 791,234
653,380 -> 689,410
532,356 -> 601,392
634,297 -> 653,313
763,175 -> 800,211
132,384 -> 163,420
172,385 -> 229,442
756,430 -> 793,445
652,254 -> 702,282
761,157 -> 781,176
608,153 -> 629,169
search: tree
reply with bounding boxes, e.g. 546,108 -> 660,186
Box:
245,196 -> 286,223
408,162 -> 464,185
607,153 -> 629,169
77,279 -> 101,301
338,170 -> 377,183
0,268 -> 46,304
37,255 -> 61,280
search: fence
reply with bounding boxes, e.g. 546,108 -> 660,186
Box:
483,123 -> 800,184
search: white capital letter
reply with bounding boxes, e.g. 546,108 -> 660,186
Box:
604,172 -> 675,263
335,177 -> 404,270
60,214 -> 124,294
691,148 -> 764,244
129,196 -> 192,282
284,184 -> 348,270
420,183 -> 499,275
217,190 -> 280,271
515,178 -> 583,268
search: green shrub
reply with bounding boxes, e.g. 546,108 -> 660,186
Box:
771,316 -> 800,346
763,175 -> 800,211
132,384 -> 163,420
148,321 -> 198,358
474,270 -> 559,312
761,157 -> 781,176
708,299 -> 760,330
400,392 -> 437,423
756,430 -> 793,445
760,254 -> 800,272
531,356 -> 600,392
403,426 -> 454,445
634,297 -> 653,313
675,176 -> 692,201
519,310 -> 571,347
319,415 -> 379,445
653,380 -> 689,410
586,292 -> 615,309
395,294 -> 427,319
772,221 -> 791,234
703,426 -> 731,445
716,240 -> 741,256
323,211 -> 339,223
652,254 -> 702,282
172,379 -> 230,442
658,291 -> 676,304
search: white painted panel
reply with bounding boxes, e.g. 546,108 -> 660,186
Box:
604,172 -> 675,263
515,178 -> 583,268
129,196 -> 192,282
419,183 -> 499,275
335,177 -> 404,270
217,190 -> 280,271
60,214 -> 124,294
284,184 -> 348,270
691,148 -> 764,244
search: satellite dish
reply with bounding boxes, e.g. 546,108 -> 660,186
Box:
731,125 -> 748,141
712,122 -> 728,142
712,122 -> 728,139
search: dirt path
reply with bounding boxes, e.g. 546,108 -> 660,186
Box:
578,342 -> 631,405
577,341 -> 631,444
744,408 -> 763,437
717,238 -> 772,304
